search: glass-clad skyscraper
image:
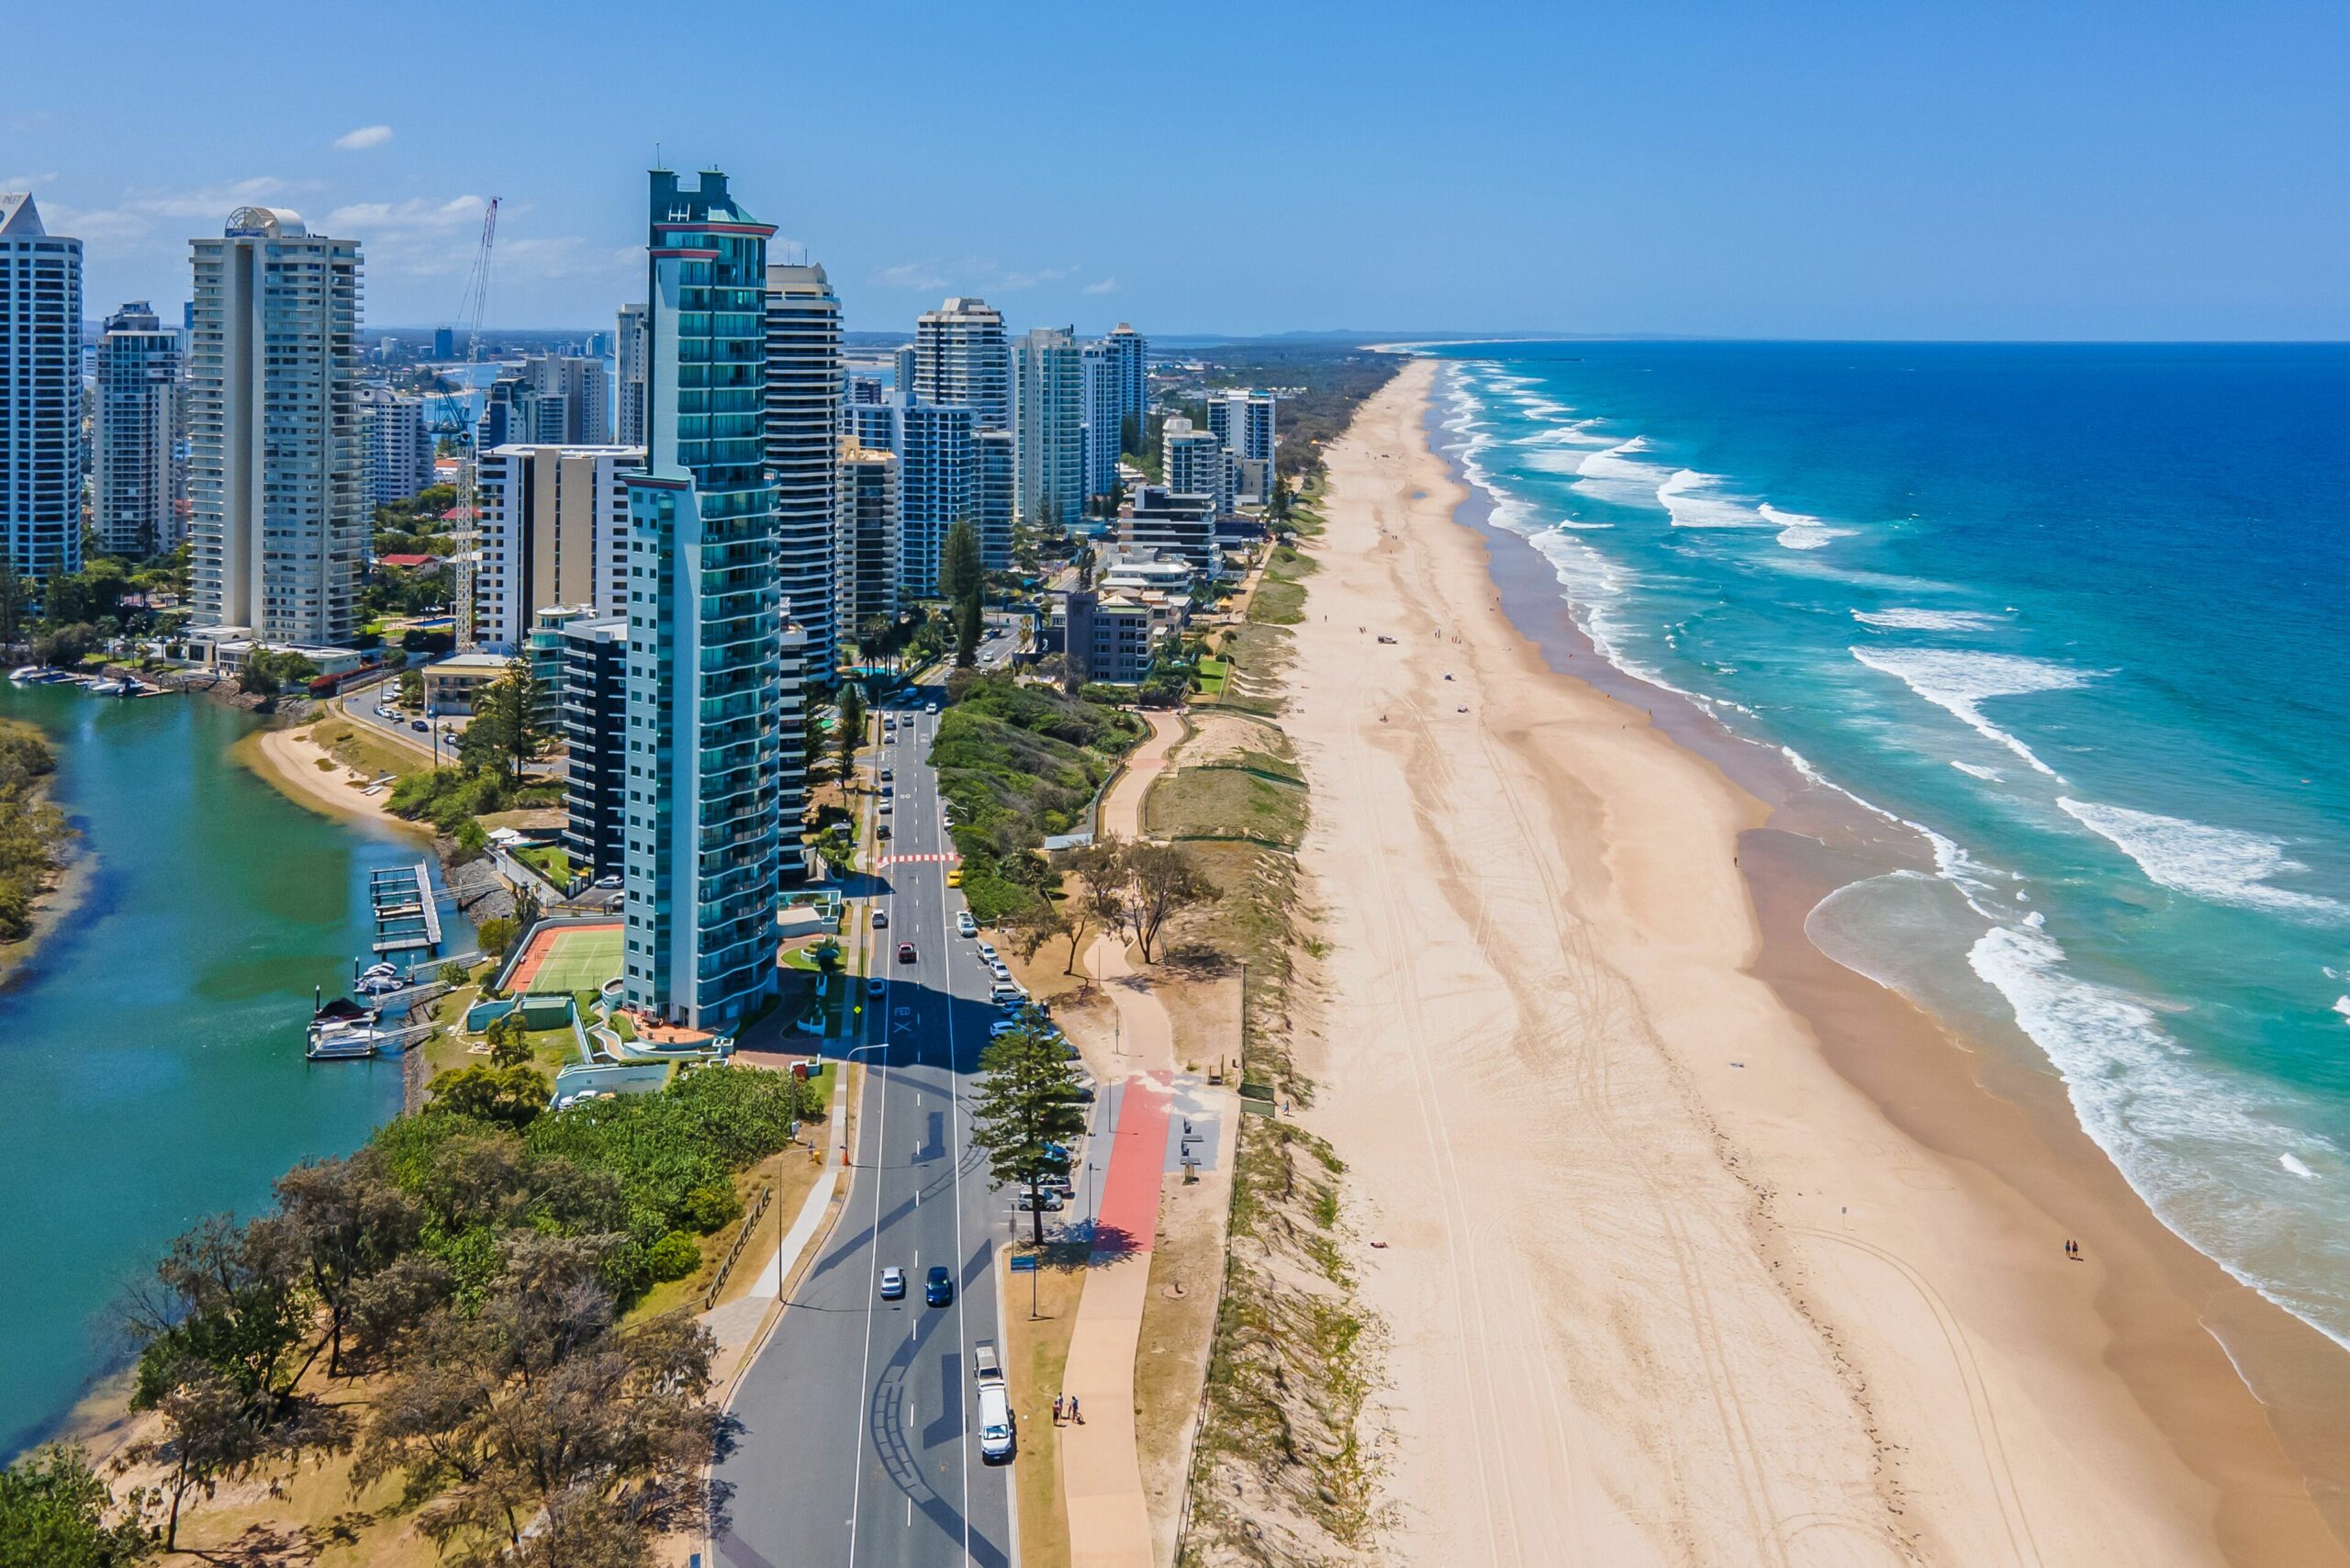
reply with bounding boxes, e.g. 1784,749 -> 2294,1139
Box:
619,168 -> 788,1032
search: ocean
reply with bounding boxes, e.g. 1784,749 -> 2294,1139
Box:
1423,341 -> 2350,1348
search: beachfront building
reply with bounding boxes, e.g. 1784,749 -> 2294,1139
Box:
1209,389 -> 1277,501
1161,416 -> 1232,516
1064,589 -> 1161,685
845,392 -> 979,601
777,614 -> 811,843
188,207 -> 365,645
762,262 -> 843,684
615,302 -> 648,447
1013,327 -> 1085,529
619,166 -> 789,1033
1080,340 -> 1122,506
93,300 -> 184,557
1102,321 -> 1147,437
975,427 -> 1015,570
474,443 -> 642,650
358,384 -> 433,507
1119,484 -> 1221,577
0,193 -> 84,578
836,440 -> 901,631
912,297 -> 1009,431
560,612 -> 628,875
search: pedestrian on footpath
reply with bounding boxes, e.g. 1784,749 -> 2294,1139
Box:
1071,1395 -> 1082,1424
1053,1394 -> 1064,1424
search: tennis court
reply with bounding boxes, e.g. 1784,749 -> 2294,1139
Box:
506,921 -> 623,996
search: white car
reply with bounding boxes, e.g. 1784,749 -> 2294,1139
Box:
974,941 -> 999,963
956,912 -> 978,937
988,959 -> 1013,983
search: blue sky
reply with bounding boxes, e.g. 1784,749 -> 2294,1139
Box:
7,0 -> 2346,339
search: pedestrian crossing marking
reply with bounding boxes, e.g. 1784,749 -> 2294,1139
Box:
878,852 -> 962,867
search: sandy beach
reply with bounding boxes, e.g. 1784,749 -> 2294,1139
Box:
241,723 -> 428,835
1281,358 -> 2350,1566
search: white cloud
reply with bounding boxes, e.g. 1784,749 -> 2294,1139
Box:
997,263 -> 1078,291
325,195 -> 485,235
2,173 -> 60,191
333,125 -> 395,151
1081,277 -> 1119,296
874,261 -> 950,291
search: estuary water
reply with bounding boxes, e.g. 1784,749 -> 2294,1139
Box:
1425,341 -> 2350,1348
0,685 -> 445,1454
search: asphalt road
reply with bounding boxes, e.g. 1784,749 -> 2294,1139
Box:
714,688 -> 1021,1568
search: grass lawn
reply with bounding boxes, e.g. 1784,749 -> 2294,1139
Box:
1001,1239 -> 1091,1568
512,843 -> 576,886
1145,764 -> 1308,850
309,720 -> 428,781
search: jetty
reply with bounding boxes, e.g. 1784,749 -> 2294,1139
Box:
370,861 -> 444,956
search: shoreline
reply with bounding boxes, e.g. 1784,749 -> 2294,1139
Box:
234,722 -> 432,839
1283,358 -> 2348,1564
1421,357 -> 2350,1552
0,833 -> 94,991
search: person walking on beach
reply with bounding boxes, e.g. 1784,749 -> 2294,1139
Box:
1054,1393 -> 1065,1424
1070,1395 -> 1082,1424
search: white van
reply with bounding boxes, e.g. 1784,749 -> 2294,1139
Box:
974,1340 -> 1014,1462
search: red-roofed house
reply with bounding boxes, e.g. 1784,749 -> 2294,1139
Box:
377,553 -> 444,572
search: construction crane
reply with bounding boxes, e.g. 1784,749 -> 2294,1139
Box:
423,197 -> 498,652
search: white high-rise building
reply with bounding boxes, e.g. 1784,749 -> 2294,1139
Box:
1013,327 -> 1085,528
763,263 -> 842,684
1102,322 -> 1147,442
0,193 -> 84,577
1208,389 -> 1277,500
93,300 -> 183,557
475,444 -> 642,648
1162,416 -> 1231,516
1080,340 -> 1121,504
188,207 -> 364,644
891,343 -> 916,396
614,302 -> 649,447
357,384 -> 432,507
836,441 -> 901,633
912,297 -> 1009,431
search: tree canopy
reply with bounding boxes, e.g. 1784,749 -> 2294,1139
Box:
969,1021 -> 1089,1247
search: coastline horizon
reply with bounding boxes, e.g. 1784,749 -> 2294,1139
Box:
1283,355 -> 2350,1565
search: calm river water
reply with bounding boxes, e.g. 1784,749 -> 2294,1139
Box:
0,684 -> 453,1454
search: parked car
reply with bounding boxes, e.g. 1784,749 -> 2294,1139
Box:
879,1266 -> 905,1301
925,1265 -> 954,1306
879,767 -> 893,781
596,874 -> 621,889
1014,1189 -> 1064,1212
957,912 -> 978,937
878,801 -> 892,815
974,941 -> 999,963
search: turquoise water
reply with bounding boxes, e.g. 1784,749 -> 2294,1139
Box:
1427,342 -> 2350,1346
0,687 -> 456,1454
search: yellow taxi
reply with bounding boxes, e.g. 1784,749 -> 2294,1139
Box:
946,868 -> 963,888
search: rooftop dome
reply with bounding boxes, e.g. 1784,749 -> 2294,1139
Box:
226,207 -> 307,239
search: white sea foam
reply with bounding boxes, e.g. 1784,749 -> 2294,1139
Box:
1657,468 -> 1766,529
1849,646 -> 2090,777
1575,437 -> 1662,482
2057,800 -> 2346,918
2335,996 -> 2350,1025
1952,760 -> 2005,781
1852,608 -> 2007,632
1758,502 -> 1853,550
2284,1154 -> 2319,1180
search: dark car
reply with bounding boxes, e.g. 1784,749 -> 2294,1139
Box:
898,941 -> 916,964
924,1265 -> 953,1306
409,719 -> 429,733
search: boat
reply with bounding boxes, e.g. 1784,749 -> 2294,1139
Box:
8,666 -> 39,685
307,998 -> 381,1059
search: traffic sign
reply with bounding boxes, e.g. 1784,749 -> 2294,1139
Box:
1009,1254 -> 1039,1272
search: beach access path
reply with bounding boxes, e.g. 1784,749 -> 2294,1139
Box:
1274,358 -> 2313,1567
